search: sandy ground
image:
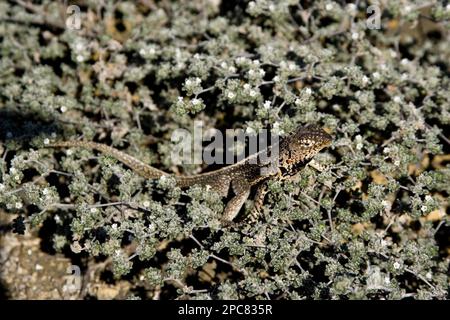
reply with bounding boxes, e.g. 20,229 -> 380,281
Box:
0,211 -> 132,300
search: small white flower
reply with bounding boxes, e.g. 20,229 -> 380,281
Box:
426,272 -> 432,280
35,264 -> 44,271
15,202 -> 23,209
373,72 -> 380,79
288,63 -> 296,71
75,42 -> 84,51
362,76 -> 369,85
383,147 -> 390,154
249,89 -> 258,97
228,66 -> 236,73
227,91 -> 235,99
425,195 -> 432,202
90,207 -> 98,214
446,4 -> 450,11
263,100 -> 271,109
160,175 -> 167,181
245,127 -> 256,134
143,200 -> 150,208
139,48 -> 146,56
0,184 -> 5,191
248,69 -> 255,76
304,87 -> 312,95
177,96 -> 183,102
54,214 -> 61,223
252,59 -> 260,66
60,106 -> 67,113
325,3 -> 333,11
355,135 -> 362,141
44,138 -> 50,145
394,160 -> 400,166
268,4 -> 275,11
384,276 -> 390,285
191,98 -> 201,106
393,96 -> 402,103
401,58 -> 409,65
390,50 -> 397,58
401,73 -> 408,81
42,188 -> 50,195
421,205 -> 428,212
51,132 -> 56,138
273,76 -> 280,82
76,55 -> 84,62
258,69 -> 265,76
236,57 -> 246,64
347,3 -> 356,13
356,143 -> 363,150
295,98 -> 301,106
112,223 -> 118,229
272,122 -> 284,135
220,61 -> 228,68
66,149 -> 73,156
351,32 -> 359,40
393,262 -> 401,270
243,83 -> 251,90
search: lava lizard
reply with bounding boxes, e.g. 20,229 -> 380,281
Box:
47,125 -> 332,223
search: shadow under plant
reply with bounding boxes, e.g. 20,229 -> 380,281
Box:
0,0 -> 449,299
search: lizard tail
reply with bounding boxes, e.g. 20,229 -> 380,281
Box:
47,140 -> 169,179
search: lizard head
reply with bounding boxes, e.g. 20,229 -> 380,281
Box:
278,125 -> 332,176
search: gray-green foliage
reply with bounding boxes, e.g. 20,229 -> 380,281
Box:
0,0 -> 449,299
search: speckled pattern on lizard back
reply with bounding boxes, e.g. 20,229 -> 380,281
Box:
47,125 -> 332,223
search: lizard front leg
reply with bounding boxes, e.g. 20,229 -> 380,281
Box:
244,168 -> 282,222
221,187 -> 251,223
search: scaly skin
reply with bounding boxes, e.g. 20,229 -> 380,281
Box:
47,125 -> 332,222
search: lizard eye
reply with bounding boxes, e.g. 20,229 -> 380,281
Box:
280,166 -> 289,176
